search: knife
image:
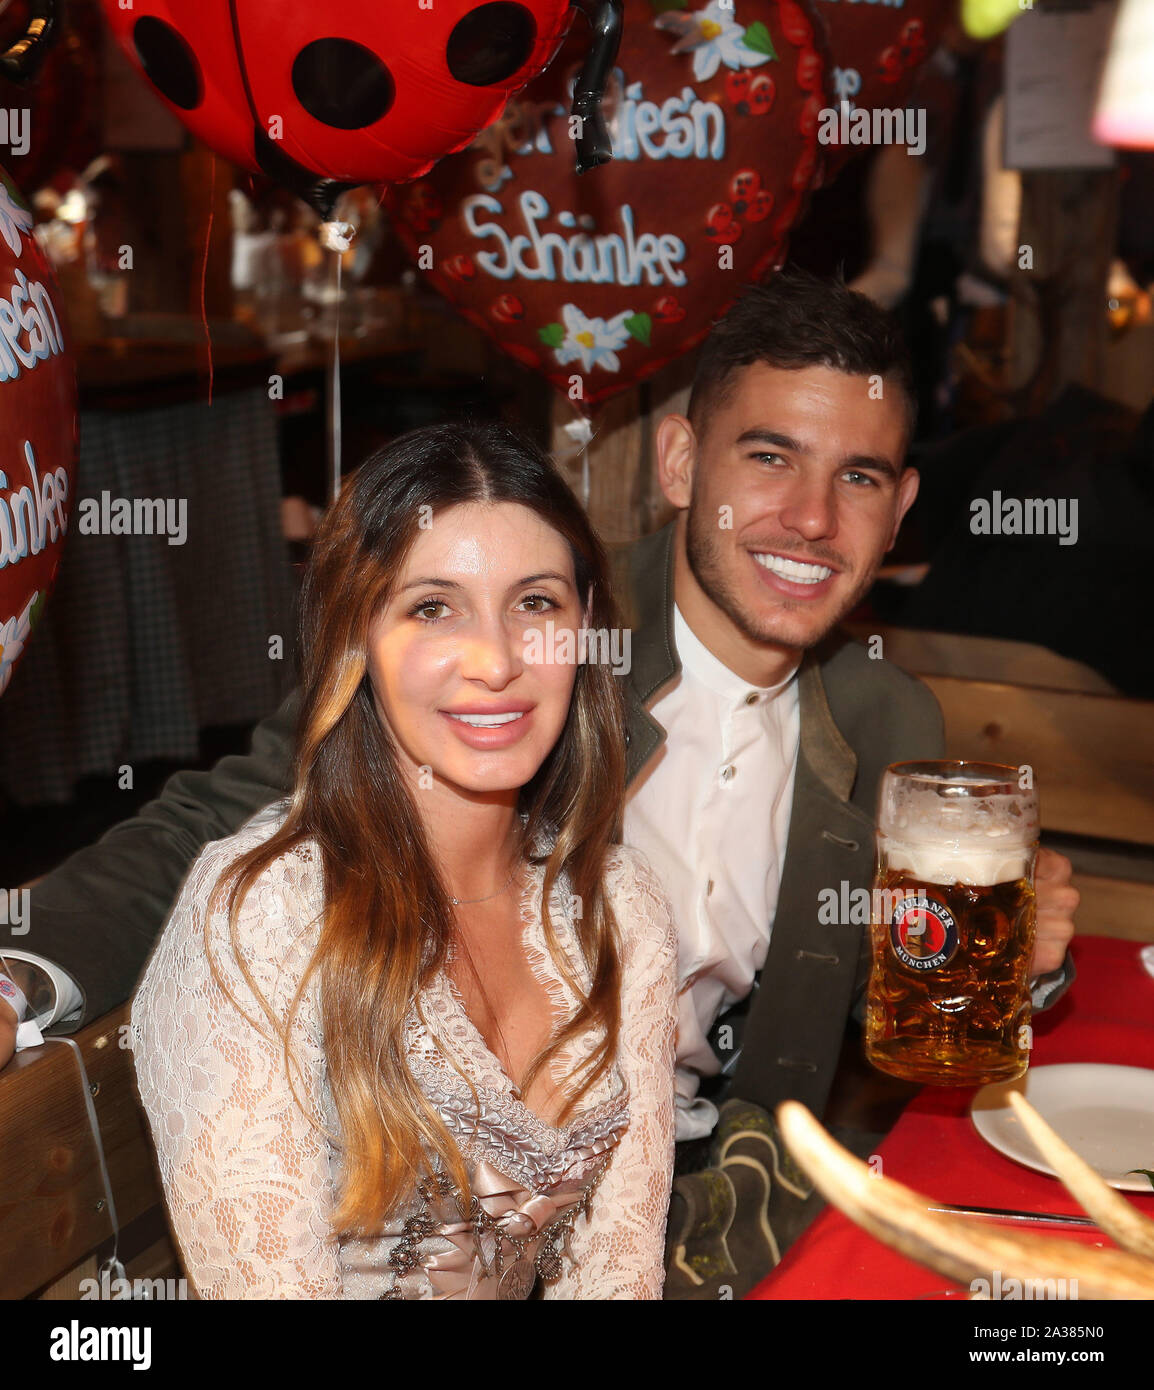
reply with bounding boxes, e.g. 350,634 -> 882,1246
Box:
927,1203 -> 1098,1229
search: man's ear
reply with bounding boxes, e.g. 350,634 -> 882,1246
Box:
655,413 -> 696,511
886,466 -> 920,550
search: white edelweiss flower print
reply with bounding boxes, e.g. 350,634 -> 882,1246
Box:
555,304 -> 633,374
0,592 -> 34,696
0,592 -> 35,691
0,181 -> 33,257
659,1 -> 772,83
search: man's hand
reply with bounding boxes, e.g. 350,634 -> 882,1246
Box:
0,995 -> 16,1071
1031,848 -> 1078,977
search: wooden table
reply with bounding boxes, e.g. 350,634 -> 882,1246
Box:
750,935 -> 1154,1299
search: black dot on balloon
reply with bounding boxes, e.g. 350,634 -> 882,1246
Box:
446,3 -> 537,86
292,39 -> 395,130
132,16 -> 202,111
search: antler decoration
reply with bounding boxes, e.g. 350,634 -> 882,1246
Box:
776,1100 -> 1154,1300
1006,1091 -> 1154,1261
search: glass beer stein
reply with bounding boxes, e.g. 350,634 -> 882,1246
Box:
864,761 -> 1039,1087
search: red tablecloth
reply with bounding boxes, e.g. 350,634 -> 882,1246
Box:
750,935 -> 1154,1299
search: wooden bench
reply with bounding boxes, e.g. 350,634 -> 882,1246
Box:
852,624 -> 1154,943
0,1004 -> 182,1299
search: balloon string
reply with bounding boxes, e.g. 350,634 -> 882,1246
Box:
330,249 -> 342,504
198,154 -> 216,406
560,408 -> 597,509
320,219 -> 354,503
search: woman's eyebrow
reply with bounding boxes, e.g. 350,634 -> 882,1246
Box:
398,571 -> 573,592
399,576 -> 463,592
516,571 -> 573,588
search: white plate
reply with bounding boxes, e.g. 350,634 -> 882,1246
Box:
971,1064 -> 1154,1192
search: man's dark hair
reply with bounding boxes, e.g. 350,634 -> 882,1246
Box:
687,269 -> 918,443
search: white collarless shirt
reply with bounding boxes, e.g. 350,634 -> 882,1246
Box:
624,606 -> 801,1141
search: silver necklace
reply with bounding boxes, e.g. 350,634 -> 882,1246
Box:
448,862 -> 519,907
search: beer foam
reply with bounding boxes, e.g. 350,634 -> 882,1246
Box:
883,838 -> 1033,887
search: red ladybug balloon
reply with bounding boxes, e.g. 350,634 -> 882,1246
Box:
98,0 -> 624,215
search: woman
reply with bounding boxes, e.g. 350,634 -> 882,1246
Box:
131,421 -> 677,1299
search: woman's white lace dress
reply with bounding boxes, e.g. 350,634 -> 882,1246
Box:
130,803 -> 677,1299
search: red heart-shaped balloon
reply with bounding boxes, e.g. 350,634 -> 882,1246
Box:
388,1 -> 823,406
809,0 -> 952,180
0,167 -> 77,698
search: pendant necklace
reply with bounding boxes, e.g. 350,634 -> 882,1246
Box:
448,862 -> 519,907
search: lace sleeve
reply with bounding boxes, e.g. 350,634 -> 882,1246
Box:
544,847 -> 678,1300
130,830 -> 343,1299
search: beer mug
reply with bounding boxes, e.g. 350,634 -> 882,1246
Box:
864,761 -> 1038,1086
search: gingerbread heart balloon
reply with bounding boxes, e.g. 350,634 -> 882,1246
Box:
808,0 -> 952,179
389,0 -> 825,406
0,166 -> 77,697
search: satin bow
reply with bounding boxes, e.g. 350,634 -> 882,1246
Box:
424,1135 -> 621,1300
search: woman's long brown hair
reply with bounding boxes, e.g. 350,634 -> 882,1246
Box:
206,421 -> 627,1234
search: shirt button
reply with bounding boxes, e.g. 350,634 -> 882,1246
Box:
706,878 -> 714,896
745,692 -> 758,705
720,764 -> 735,783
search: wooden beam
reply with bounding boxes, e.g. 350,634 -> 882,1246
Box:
1072,874 -> 1154,943
1011,168 -> 1120,410
850,623 -> 1117,694
919,674 -> 1154,846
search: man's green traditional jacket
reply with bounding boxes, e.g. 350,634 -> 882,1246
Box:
613,523 -> 943,1118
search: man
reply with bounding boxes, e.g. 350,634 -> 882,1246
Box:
0,273 -> 1077,1291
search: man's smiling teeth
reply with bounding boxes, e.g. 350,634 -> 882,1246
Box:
447,711 -> 525,727
753,553 -> 833,585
